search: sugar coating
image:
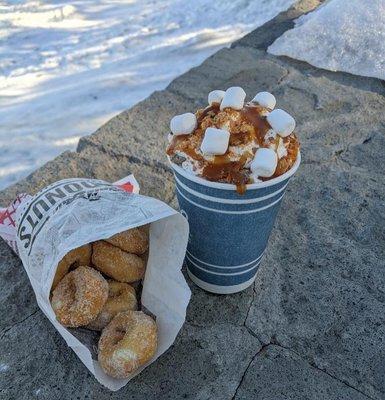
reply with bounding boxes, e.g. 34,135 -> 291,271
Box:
105,227 -> 149,255
113,348 -> 138,363
92,241 -> 145,282
86,280 -> 137,331
51,266 -> 108,327
98,311 -> 157,378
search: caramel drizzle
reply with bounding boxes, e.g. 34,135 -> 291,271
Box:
240,105 -> 270,146
197,103 -> 220,123
203,152 -> 250,194
167,103 -> 272,194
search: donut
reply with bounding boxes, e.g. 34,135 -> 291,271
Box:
51,266 -> 108,327
92,241 -> 145,283
98,311 -> 157,378
86,281 -> 138,331
52,244 -> 92,290
105,226 -> 149,255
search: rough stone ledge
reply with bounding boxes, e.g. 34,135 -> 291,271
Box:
1,0 -> 385,398
0,305 -> 373,400
0,310 -> 262,400
233,344 -> 373,400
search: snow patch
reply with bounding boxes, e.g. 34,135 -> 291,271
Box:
268,0 -> 385,80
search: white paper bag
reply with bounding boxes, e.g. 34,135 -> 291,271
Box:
0,175 -> 190,391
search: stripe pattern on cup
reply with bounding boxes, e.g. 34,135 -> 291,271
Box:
170,153 -> 300,293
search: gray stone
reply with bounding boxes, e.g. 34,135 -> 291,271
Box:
0,241 -> 37,333
1,1 -> 385,398
246,163 -> 385,400
167,47 -> 289,103
185,271 -> 255,327
234,345 -> 369,400
0,311 -> 260,400
0,145 -> 175,206
77,90 -> 197,175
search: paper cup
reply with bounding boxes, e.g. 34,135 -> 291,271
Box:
169,153 -> 301,294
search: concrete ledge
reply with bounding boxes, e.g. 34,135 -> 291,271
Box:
1,1 -> 385,398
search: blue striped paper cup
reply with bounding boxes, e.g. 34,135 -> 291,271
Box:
169,153 -> 301,294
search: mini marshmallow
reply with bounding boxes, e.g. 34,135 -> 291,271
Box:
252,91 -> 276,109
250,148 -> 278,178
267,109 -> 296,137
208,90 -> 225,105
276,137 -> 288,159
250,174 -> 262,184
200,127 -> 230,155
220,87 -> 246,111
170,113 -> 197,136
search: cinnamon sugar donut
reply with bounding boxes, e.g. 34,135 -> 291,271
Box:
52,244 -> 92,290
51,266 -> 108,327
86,281 -> 138,331
105,226 -> 149,255
92,241 -> 145,283
98,311 -> 157,378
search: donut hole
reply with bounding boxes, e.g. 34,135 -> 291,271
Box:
68,261 -> 79,272
66,276 -> 77,305
112,327 -> 126,345
110,289 -> 123,299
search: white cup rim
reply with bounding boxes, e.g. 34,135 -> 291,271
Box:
168,151 -> 301,191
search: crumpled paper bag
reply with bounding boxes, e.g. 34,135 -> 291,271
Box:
0,175 -> 190,391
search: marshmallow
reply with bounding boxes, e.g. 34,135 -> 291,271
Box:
220,87 -> 246,111
208,90 -> 225,105
200,127 -> 230,155
276,137 -> 288,159
250,148 -> 278,178
250,174 -> 262,184
267,109 -> 295,137
252,91 -> 276,109
170,113 -> 197,136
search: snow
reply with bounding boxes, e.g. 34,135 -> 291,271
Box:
0,0 -> 295,190
268,0 -> 385,79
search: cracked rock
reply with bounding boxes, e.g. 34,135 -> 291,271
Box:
233,345 -> 369,400
0,316 -> 260,400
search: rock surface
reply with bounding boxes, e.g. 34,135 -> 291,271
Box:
1,0 -> 385,399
